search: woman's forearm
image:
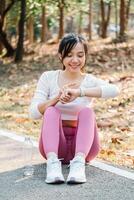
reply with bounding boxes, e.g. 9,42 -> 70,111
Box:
81,87 -> 102,98
59,84 -> 119,104
80,85 -> 119,98
38,96 -> 59,115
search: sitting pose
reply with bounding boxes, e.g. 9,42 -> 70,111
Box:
29,33 -> 119,184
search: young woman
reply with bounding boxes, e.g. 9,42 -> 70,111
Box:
29,33 -> 119,184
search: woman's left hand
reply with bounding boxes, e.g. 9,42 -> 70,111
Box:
59,88 -> 80,104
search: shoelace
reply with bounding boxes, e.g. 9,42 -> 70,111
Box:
47,158 -> 64,173
68,160 -> 85,171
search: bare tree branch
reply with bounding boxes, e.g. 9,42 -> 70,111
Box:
3,0 -> 16,18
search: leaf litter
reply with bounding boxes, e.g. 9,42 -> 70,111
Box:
0,40 -> 134,169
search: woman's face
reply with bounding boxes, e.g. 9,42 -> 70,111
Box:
61,42 -> 86,73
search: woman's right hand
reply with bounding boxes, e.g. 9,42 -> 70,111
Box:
59,82 -> 79,104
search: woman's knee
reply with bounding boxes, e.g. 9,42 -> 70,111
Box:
78,107 -> 95,118
43,106 -> 61,118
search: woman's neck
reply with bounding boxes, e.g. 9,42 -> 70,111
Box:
62,70 -> 83,80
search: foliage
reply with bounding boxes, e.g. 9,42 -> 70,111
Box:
5,1 -> 21,44
2,0 -> 134,43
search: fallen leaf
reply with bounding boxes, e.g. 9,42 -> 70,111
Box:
15,118 -> 28,123
111,137 -> 123,144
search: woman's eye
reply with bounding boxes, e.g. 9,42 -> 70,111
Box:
78,54 -> 84,57
67,54 -> 72,57
67,54 -> 84,58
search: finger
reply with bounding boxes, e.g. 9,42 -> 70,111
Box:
60,93 -> 71,100
58,91 -> 62,96
62,89 -> 71,97
67,82 -> 79,88
59,99 -> 67,104
64,92 -> 71,98
63,83 -> 77,90
60,96 -> 70,102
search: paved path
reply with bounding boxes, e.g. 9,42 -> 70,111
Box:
0,131 -> 134,200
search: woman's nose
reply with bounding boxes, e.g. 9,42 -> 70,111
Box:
71,56 -> 79,63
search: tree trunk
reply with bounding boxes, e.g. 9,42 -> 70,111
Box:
0,42 -> 3,54
58,0 -> 64,40
100,0 -> 111,38
0,0 -> 5,54
126,0 -> 131,29
15,0 -> 26,62
88,0 -> 92,40
41,4 -> 47,42
78,10 -> 83,34
27,15 -> 34,43
0,0 -> 15,57
0,30 -> 15,56
119,0 -> 126,40
97,3 -> 101,36
114,0 -> 118,39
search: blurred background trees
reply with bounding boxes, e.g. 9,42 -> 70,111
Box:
0,0 -> 134,62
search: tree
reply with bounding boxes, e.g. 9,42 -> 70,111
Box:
126,0 -> 132,29
78,10 -> 83,34
100,0 -> 112,38
0,0 -> 15,57
88,0 -> 92,40
58,0 -> 65,39
114,0 -> 118,39
41,3 -> 48,42
26,15 -> 34,43
15,0 -> 26,62
0,0 -> 5,54
26,0 -> 41,43
119,0 -> 126,41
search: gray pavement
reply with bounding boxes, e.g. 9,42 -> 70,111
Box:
0,135 -> 134,200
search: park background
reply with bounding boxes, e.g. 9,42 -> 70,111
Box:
0,0 -> 134,170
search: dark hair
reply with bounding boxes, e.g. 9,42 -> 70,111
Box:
58,33 -> 88,71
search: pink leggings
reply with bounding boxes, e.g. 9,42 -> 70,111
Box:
39,106 -> 100,164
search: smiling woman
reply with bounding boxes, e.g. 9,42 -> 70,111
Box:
29,33 -> 119,184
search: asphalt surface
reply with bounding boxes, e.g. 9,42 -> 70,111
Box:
0,135 -> 134,200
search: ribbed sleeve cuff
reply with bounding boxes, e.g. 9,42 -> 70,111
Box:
100,85 -> 120,99
29,103 -> 43,119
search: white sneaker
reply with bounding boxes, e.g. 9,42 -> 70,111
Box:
45,157 -> 65,184
67,156 -> 86,184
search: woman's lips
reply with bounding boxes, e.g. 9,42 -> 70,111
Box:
69,64 -> 80,69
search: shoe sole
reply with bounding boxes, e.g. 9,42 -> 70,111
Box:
45,177 -> 65,184
67,177 -> 86,184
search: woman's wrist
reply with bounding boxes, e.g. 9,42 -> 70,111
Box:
79,87 -> 86,97
79,87 -> 102,98
38,96 -> 59,114
52,96 -> 60,105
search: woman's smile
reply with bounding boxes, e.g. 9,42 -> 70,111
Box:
69,64 -> 80,68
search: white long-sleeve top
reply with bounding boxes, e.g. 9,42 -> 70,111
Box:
29,70 -> 119,120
